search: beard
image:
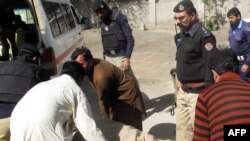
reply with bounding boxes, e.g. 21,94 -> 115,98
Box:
177,23 -> 186,31
102,16 -> 112,25
177,23 -> 192,32
101,9 -> 112,25
230,19 -> 240,29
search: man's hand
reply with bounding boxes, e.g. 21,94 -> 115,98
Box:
176,81 -> 180,92
241,64 -> 249,73
122,58 -> 130,71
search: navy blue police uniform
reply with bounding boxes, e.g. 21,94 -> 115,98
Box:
228,7 -> 250,82
0,44 -> 49,118
93,1 -> 134,59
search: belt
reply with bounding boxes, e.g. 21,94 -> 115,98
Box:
181,82 -> 205,89
105,49 -> 124,56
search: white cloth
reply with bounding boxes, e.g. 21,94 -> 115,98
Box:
10,74 -> 107,141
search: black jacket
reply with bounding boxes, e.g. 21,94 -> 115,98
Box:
0,56 -> 49,103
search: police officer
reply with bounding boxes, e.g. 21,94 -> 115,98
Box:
173,1 -> 217,141
0,44 -> 49,141
227,7 -> 250,82
92,0 -> 137,81
0,8 -> 22,61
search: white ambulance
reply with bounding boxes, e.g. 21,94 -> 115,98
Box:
0,0 -> 85,75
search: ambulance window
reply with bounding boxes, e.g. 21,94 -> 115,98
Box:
14,9 -> 34,24
42,1 -> 69,37
71,6 -> 80,24
61,4 -> 76,29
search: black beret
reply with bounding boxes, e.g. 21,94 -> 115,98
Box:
92,0 -> 109,12
19,44 -> 41,57
173,0 -> 194,12
227,7 -> 240,17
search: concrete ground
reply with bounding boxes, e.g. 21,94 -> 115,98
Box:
0,24 -> 229,140
79,26 -> 228,141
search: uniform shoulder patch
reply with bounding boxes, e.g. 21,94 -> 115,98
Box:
201,27 -> 211,37
204,42 -> 214,51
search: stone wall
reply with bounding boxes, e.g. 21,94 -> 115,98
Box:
71,0 -> 250,28
111,0 -> 148,28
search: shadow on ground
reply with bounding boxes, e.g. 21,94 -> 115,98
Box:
142,92 -> 175,120
148,123 -> 176,140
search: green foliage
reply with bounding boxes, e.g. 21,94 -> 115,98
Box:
205,18 -> 214,30
202,0 -> 210,6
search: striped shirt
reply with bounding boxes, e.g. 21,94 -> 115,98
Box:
193,72 -> 250,141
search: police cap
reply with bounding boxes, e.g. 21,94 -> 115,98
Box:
173,0 -> 195,12
92,0 -> 109,12
19,44 -> 41,57
227,7 -> 241,17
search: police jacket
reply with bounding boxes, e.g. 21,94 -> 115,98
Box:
229,20 -> 250,65
0,56 -> 49,103
101,9 -> 134,58
175,22 -> 217,87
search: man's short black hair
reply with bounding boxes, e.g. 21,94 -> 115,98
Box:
227,7 -> 241,17
61,61 -> 85,81
208,48 -> 238,75
71,46 -> 93,61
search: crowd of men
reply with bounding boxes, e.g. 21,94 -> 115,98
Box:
173,1 -> 250,141
1,0 -> 250,141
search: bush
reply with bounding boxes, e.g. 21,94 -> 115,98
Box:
205,18 -> 214,30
